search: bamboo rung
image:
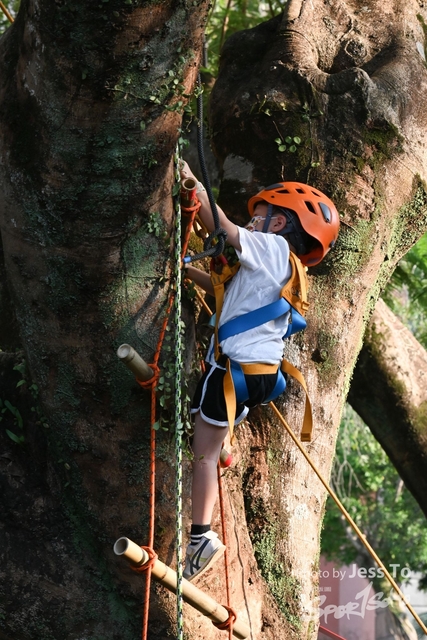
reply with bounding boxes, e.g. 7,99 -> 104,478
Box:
113,537 -> 249,639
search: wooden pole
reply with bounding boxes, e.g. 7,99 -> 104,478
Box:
0,1 -> 14,23
117,344 -> 154,382
113,537 -> 250,639
180,177 -> 198,208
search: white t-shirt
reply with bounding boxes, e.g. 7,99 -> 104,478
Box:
206,227 -> 292,366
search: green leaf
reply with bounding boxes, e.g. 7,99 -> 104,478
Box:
4,400 -> 15,414
293,136 -> 302,144
16,380 -> 26,388
16,410 -> 23,429
13,363 -> 26,375
278,145 -> 286,152
6,429 -> 23,444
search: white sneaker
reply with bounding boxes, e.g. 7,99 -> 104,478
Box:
183,531 -> 226,581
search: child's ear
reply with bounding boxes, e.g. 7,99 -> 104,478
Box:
272,214 -> 287,232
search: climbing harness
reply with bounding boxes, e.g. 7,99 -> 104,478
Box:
209,246 -> 313,443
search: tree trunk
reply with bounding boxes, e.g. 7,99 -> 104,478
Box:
208,0 -> 427,635
349,298 -> 427,519
0,2 -> 306,639
0,1 -> 212,638
2,0 -> 427,639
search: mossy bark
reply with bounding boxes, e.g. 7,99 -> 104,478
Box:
349,299 -> 427,519
0,2 -> 308,639
2,0 -> 427,639
208,0 -> 427,636
0,1 -> 207,638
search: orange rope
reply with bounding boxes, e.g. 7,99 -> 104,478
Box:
194,263 -> 235,639
181,203 -> 200,255
212,605 -> 237,632
131,546 -> 159,574
135,199 -> 237,638
136,364 -> 160,389
217,464 -> 234,639
138,330 -> 166,639
136,200 -> 197,640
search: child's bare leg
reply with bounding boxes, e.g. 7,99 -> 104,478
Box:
191,412 -> 226,524
183,412 -> 228,580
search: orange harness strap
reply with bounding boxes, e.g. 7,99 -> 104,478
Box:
281,359 -> 313,442
210,262 -> 241,361
280,251 -> 310,316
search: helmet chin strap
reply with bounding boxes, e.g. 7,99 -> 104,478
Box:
275,207 -> 309,255
262,203 -> 275,233
260,204 -> 310,255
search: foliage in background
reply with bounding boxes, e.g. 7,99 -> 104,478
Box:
0,0 -> 18,35
321,405 -> 427,589
204,0 -> 284,76
383,233 -> 427,349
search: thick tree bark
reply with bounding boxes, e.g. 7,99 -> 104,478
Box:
2,0 -> 427,639
0,2 -> 301,639
349,298 -> 427,519
0,1 -> 212,638
208,0 -> 427,635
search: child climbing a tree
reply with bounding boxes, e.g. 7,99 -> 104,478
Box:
179,160 -> 339,581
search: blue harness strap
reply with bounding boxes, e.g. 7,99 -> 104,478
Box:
218,298 -> 290,342
229,358 -> 287,405
229,360 -> 249,403
218,296 -> 306,407
282,308 -> 307,339
218,298 -> 306,343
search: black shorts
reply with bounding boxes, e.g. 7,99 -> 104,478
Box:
191,363 -> 280,427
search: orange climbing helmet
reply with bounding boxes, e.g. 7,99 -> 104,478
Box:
248,182 -> 340,266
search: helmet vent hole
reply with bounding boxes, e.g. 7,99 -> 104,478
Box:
296,188 -> 305,194
304,201 -> 317,214
276,189 -> 290,194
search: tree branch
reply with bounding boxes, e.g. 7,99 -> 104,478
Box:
349,298 -> 427,518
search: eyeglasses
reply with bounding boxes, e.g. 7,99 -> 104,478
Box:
245,215 -> 278,232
